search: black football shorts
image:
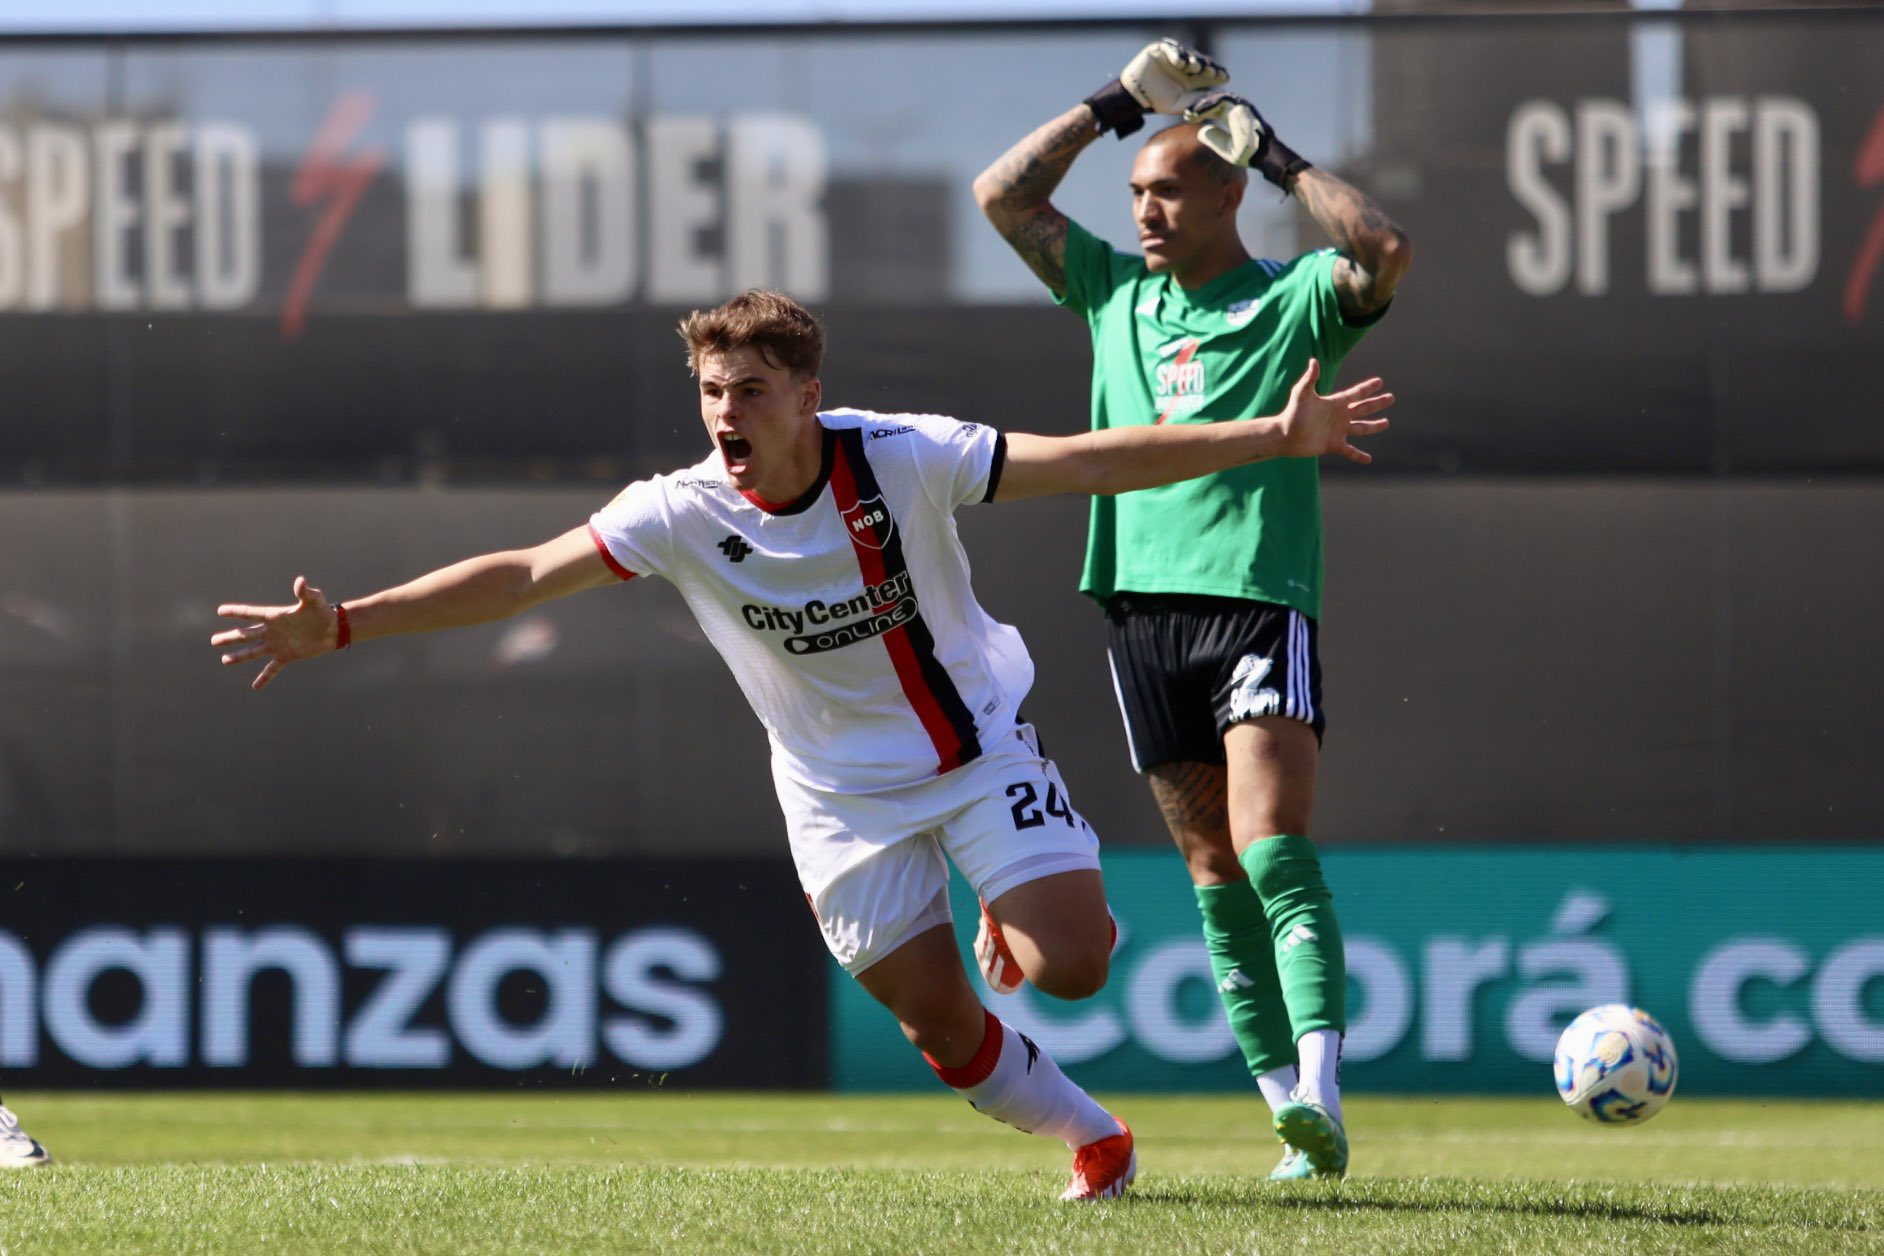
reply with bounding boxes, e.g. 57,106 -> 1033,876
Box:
1103,592 -> 1325,771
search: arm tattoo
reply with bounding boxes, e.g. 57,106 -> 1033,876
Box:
1147,761 -> 1231,843
1294,169 -> 1408,318
1004,209 -> 1072,295
978,107 -> 1098,295
983,110 -> 1095,209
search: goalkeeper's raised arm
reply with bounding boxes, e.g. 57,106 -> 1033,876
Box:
971,38 -> 1228,297
1177,89 -> 1412,317
975,38 -> 1410,314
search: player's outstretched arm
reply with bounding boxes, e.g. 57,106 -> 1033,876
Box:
211,525 -> 616,691
973,39 -> 1227,297
993,359 -> 1391,502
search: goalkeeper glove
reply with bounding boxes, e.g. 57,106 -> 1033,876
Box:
1085,38 -> 1229,140
1183,91 -> 1314,191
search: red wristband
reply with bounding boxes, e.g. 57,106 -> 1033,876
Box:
334,602 -> 352,651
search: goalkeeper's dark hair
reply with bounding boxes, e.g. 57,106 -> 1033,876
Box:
679,289 -> 826,379
1146,121 -> 1249,189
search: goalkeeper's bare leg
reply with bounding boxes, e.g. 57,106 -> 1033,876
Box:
855,916 -> 1135,1201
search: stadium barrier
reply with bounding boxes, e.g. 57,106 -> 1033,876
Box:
834,848 -> 1884,1097
0,859 -> 828,1088
6,848 -> 1880,1095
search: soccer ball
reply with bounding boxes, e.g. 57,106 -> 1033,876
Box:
1553,1004 -> 1678,1125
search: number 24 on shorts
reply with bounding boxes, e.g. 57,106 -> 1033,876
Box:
1006,781 -> 1078,830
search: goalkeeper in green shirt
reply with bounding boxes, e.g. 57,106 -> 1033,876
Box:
971,38 -> 1411,1181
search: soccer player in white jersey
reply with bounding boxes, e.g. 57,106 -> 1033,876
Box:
211,290 -> 1392,1201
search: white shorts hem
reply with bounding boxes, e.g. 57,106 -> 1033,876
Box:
976,850 -> 1104,911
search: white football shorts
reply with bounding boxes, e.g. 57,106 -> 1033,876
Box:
774,722 -> 1102,974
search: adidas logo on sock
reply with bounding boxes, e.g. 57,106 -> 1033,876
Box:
1218,968 -> 1253,994
1280,924 -> 1318,953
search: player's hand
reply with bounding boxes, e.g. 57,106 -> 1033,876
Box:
1276,359 -> 1393,465
1086,38 -> 1228,139
1121,38 -> 1229,114
211,575 -> 343,692
1183,90 -> 1313,188
1181,91 -> 1267,166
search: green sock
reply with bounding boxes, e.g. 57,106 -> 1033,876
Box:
1238,834 -> 1346,1036
1194,879 -> 1296,1077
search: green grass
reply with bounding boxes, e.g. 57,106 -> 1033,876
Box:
4,1093 -> 1881,1253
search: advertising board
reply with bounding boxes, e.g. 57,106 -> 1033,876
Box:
832,848 -> 1884,1097
0,858 -> 828,1088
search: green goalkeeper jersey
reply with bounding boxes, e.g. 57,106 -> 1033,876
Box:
1058,218 -> 1381,619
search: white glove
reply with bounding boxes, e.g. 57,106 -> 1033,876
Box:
1182,90 -> 1313,189
1121,38 -> 1231,114
1182,90 -> 1264,166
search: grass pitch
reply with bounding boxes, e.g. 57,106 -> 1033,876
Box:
4,1092 -> 1880,1253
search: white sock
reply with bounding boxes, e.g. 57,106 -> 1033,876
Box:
927,1010 -> 1119,1149
1256,1066 -> 1298,1115
1296,1028 -> 1343,1125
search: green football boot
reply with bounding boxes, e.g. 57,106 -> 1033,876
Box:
1267,1146 -> 1315,1181
1272,1094 -> 1348,1180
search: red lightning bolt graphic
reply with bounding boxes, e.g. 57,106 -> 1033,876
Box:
1156,339 -> 1200,424
1843,104 -> 1884,324
282,91 -> 385,341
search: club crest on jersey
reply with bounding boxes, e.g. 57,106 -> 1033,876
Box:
839,494 -> 895,550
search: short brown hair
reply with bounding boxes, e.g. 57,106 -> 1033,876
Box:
677,289 -> 825,379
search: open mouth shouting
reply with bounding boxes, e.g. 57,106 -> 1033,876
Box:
718,431 -> 753,474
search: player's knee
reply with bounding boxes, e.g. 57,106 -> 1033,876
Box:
1027,943 -> 1110,1001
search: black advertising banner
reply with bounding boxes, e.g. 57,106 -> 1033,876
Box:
1,15 -> 1876,483
1354,8 -> 1884,473
0,859 -> 828,1088
0,31 -> 1116,485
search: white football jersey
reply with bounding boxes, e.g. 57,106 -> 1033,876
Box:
588,409 -> 1035,795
